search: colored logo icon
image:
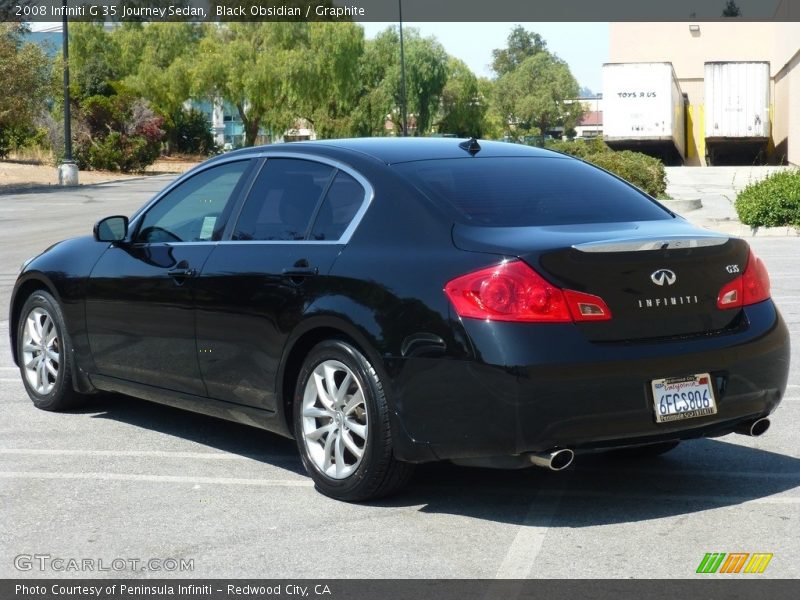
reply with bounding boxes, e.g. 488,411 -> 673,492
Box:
696,552 -> 773,574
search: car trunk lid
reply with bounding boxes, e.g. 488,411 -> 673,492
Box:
453,221 -> 750,341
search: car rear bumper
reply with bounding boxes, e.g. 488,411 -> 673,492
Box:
389,300 -> 790,462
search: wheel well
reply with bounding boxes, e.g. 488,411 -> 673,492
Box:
281,327 -> 358,436
9,280 -> 50,364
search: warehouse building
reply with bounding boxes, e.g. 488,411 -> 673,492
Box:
609,18 -> 800,166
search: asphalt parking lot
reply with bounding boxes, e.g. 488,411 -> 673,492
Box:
0,169 -> 798,579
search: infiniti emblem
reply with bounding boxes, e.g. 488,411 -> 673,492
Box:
651,269 -> 677,286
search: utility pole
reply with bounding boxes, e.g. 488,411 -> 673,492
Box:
399,0 -> 408,137
59,0 -> 78,186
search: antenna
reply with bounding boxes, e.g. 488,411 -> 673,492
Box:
458,138 -> 481,156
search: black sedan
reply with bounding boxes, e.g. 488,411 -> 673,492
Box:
9,138 -> 790,501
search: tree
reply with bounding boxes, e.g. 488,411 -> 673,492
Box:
352,30 -> 400,136
437,58 -> 487,137
294,22 -> 364,139
491,25 -> 548,77
120,23 -> 207,151
0,23 -> 51,157
193,23 -> 300,146
68,23 -> 123,99
352,27 -> 448,137
494,52 -> 583,139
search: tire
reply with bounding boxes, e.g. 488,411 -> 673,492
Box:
17,290 -> 85,411
609,440 -> 680,459
293,339 -> 414,501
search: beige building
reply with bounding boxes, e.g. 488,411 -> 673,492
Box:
610,17 -> 800,166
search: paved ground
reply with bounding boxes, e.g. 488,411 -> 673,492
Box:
0,169 -> 798,579
665,165 -> 799,236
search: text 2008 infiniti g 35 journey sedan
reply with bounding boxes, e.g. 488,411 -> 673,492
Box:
9,138 -> 790,500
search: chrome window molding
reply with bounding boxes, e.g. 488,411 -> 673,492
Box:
129,152 -> 374,246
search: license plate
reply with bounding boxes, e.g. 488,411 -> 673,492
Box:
651,373 -> 717,423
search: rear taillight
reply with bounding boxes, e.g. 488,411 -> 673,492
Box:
716,248 -> 771,310
444,260 -> 612,323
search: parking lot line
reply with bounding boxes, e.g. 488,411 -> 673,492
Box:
0,448 -> 275,460
495,486 -> 565,578
0,471 -> 312,487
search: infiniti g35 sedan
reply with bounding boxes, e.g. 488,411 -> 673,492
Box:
9,138 -> 790,501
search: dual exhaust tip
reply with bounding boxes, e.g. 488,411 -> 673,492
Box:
526,417 -> 770,472
736,417 -> 771,437
529,448 -> 575,471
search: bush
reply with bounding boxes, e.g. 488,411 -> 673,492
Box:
166,108 -> 216,156
546,137 -> 608,159
546,139 -> 667,198
587,151 -> 667,198
735,170 -> 800,228
74,94 -> 164,173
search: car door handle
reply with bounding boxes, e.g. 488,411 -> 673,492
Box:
281,266 -> 319,277
168,267 -> 196,281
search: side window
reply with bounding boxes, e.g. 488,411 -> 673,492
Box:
233,159 -> 334,241
136,160 -> 250,243
310,171 -> 366,241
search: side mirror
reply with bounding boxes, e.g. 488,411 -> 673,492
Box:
94,216 -> 129,242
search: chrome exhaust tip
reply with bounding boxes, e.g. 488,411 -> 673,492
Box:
736,417 -> 771,437
529,448 -> 575,471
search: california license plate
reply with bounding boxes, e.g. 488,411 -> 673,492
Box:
651,373 -> 717,423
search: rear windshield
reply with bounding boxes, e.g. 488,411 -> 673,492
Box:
394,157 -> 672,227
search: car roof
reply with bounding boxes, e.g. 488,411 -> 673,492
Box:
219,137 -> 565,165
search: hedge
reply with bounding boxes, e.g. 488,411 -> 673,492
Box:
546,139 -> 668,198
735,169 -> 800,228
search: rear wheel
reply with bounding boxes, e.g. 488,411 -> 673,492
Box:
17,290 -> 85,411
293,340 -> 414,501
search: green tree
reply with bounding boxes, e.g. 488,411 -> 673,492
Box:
494,52 -> 583,139
294,22 -> 364,139
353,27 -> 448,137
351,31 -> 399,136
491,25 -> 547,77
69,23 -> 123,99
477,78 -> 505,140
0,23 -> 51,157
120,23 -> 207,150
193,23 -> 300,146
437,58 -> 486,137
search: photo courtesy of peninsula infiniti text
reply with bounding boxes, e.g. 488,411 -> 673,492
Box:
9,138 -> 790,501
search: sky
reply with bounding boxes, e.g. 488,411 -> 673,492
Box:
362,22 -> 610,93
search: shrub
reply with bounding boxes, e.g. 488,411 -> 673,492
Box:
735,169 -> 800,228
166,108 -> 216,156
546,137 -> 608,159
74,94 -> 164,173
587,150 -> 667,198
546,139 -> 667,198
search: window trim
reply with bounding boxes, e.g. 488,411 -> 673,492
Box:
128,157 -> 257,244
227,154 -> 374,245
129,153 -> 374,246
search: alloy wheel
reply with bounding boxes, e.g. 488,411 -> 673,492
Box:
22,307 -> 60,396
301,359 -> 369,479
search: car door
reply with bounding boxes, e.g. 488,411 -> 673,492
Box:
194,157 -> 370,410
85,159 -> 255,395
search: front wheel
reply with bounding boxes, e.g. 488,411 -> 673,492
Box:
17,290 -> 86,411
293,340 -> 414,501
